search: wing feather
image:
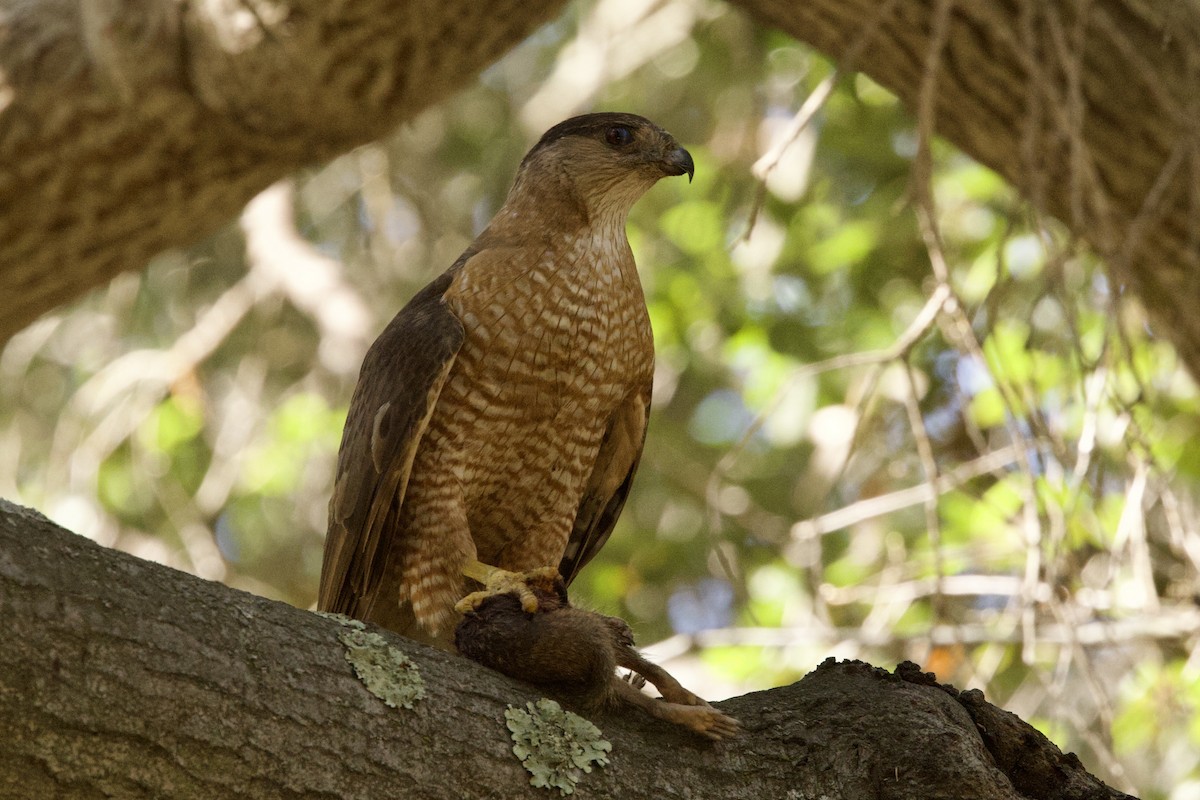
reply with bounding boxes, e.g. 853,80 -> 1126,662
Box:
318,268 -> 465,615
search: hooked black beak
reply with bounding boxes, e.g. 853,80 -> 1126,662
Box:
663,146 -> 695,183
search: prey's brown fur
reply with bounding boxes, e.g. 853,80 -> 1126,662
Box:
456,577 -> 740,741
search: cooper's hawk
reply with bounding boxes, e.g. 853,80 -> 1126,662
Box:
319,113 -> 693,649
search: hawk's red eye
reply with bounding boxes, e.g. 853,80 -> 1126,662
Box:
605,126 -> 633,147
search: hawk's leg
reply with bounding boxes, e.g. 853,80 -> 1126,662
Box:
455,561 -> 563,614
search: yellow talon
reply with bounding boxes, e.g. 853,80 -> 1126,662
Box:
456,561 -> 561,614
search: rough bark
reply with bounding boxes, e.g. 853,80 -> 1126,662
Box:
734,0 -> 1200,378
0,0 -> 564,343
0,499 -> 1132,799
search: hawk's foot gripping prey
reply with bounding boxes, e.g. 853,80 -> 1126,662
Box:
455,561 -> 562,615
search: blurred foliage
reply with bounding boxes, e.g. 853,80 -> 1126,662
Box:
1,1 -> 1197,796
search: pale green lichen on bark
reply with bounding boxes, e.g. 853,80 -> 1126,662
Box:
315,610 -> 366,629
337,627 -> 425,709
505,699 -> 612,796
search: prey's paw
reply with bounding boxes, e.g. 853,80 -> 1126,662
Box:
600,614 -> 636,647
623,670 -> 648,691
454,565 -> 562,614
661,703 -> 742,741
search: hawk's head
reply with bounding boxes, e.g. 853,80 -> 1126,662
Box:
517,112 -> 694,222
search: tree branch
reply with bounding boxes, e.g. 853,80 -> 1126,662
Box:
0,0 -> 566,343
0,499 -> 1132,799
733,0 -> 1200,380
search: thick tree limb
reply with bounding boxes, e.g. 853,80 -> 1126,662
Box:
0,499 -> 1132,799
0,0 -> 565,343
734,0 -> 1200,378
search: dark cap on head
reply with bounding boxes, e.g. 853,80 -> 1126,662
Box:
521,112 -> 693,182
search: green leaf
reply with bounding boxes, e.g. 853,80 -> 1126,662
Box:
660,201 -> 725,256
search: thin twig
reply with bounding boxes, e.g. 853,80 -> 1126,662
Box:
741,0 -> 901,241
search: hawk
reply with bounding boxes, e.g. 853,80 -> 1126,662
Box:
319,113 -> 694,649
